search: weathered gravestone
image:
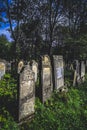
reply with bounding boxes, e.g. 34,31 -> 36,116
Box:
73,60 -> 81,86
81,61 -> 85,82
18,65 -> 35,121
40,55 -> 53,103
0,62 -> 5,80
32,60 -> 38,82
53,55 -> 64,90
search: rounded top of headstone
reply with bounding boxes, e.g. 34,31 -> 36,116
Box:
0,62 -> 5,70
42,55 -> 50,62
18,60 -> 24,73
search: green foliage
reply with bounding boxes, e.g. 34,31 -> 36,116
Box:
0,73 -> 19,129
0,35 -> 12,60
0,108 -> 19,130
0,73 -> 17,99
0,73 -> 18,121
64,69 -> 74,86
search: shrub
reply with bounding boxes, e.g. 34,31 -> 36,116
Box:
0,108 -> 19,130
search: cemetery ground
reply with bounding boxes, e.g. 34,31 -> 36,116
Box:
0,71 -> 87,130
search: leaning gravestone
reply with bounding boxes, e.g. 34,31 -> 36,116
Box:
41,55 -> 53,103
81,61 -> 85,82
53,55 -> 64,90
18,65 -> 35,121
32,60 -> 38,82
0,62 -> 5,80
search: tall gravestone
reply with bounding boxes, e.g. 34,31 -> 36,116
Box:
53,55 -> 64,90
41,55 -> 53,103
81,61 -> 85,82
18,65 -> 35,121
32,60 -> 38,82
0,62 -> 5,80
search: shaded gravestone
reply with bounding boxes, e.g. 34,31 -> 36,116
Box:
0,62 -> 5,80
70,64 -> 74,70
32,60 -> 38,82
81,61 -> 85,82
18,65 -> 35,121
18,61 -> 24,74
41,55 -> 53,103
53,55 -> 64,90
73,60 -> 80,86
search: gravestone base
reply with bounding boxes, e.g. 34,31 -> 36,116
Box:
58,86 -> 68,93
18,113 -> 34,125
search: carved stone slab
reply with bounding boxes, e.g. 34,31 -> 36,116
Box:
41,55 -> 53,103
53,55 -> 64,90
19,65 -> 35,121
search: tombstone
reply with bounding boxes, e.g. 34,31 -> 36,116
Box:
70,64 -> 74,70
53,55 -> 64,90
18,65 -> 35,121
81,61 -> 85,82
0,62 -> 5,80
41,55 -> 53,103
32,60 -> 38,82
18,61 -> 24,74
73,60 -> 80,86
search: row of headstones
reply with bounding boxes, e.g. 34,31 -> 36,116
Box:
18,55 -> 64,122
65,60 -> 86,86
0,57 -> 86,122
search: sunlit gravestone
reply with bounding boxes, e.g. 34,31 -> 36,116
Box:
18,60 -> 24,74
32,60 -> 38,82
53,55 -> 64,90
41,55 -> 53,103
81,61 -> 85,82
0,62 -> 5,80
18,65 -> 35,121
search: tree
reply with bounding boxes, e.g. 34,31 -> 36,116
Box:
0,34 -> 11,60
61,0 -> 87,61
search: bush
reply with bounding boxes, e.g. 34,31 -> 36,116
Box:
0,73 -> 18,122
0,108 -> 19,130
